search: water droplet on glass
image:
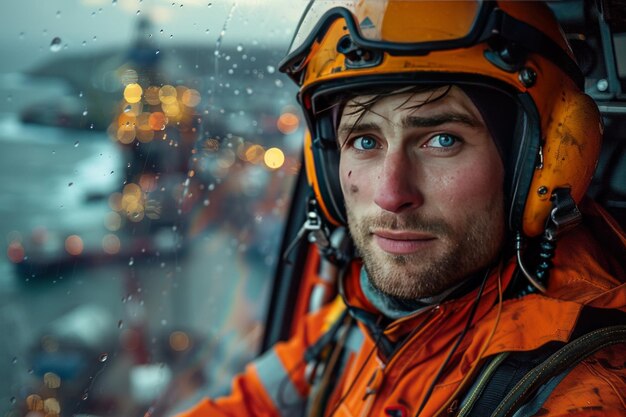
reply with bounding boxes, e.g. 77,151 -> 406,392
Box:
10,397 -> 16,404
112,0 -> 117,5
82,392 -> 89,400
128,257 -> 134,266
11,357 -> 17,364
246,87 -> 253,95
79,91 -> 84,98
74,140 -> 79,147
19,32 -> 25,40
236,44 -> 243,52
50,37 -> 62,52
155,50 -> 160,55
82,109 -> 88,116
266,65 -> 276,74
56,11 -> 61,18
205,29 -> 210,34
68,182 -> 73,187
203,199 -> 210,206
118,320 -> 124,328
82,40 -> 87,46
98,353 -> 108,362
161,319 -> 167,326
275,79 -> 284,88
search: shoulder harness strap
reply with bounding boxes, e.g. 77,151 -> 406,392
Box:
459,309 -> 626,417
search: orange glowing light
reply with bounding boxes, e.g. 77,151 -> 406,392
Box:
202,138 -> 220,153
43,372 -> 61,389
145,86 -> 161,105
123,183 -> 142,197
181,89 -> 201,107
43,397 -> 60,415
7,241 -> 25,263
148,112 -> 167,131
244,144 -> 265,164
117,113 -> 136,127
102,234 -> 121,255
264,147 -> 285,169
169,331 -> 190,351
124,83 -> 143,104
158,85 -> 177,104
65,235 -> 84,256
116,125 -> 136,144
139,174 -> 158,192
136,128 -> 155,143
276,112 -> 299,134
162,102 -> 180,118
26,394 -> 44,411
108,192 -> 123,211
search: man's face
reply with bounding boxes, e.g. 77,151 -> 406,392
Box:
338,86 -> 506,299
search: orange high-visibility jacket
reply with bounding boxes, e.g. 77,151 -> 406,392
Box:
177,200 -> 626,417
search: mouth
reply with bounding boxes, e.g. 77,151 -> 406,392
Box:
371,229 -> 437,255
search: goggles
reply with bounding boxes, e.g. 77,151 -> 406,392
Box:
279,0 -> 583,88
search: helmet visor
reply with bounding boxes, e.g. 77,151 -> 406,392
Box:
286,0 -> 487,57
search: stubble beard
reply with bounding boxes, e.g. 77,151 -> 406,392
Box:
346,201 -> 504,300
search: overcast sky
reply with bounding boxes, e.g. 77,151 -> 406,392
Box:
0,0 -> 308,72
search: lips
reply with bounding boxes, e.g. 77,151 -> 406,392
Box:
372,229 -> 437,255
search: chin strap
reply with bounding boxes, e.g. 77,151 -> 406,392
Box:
516,188 -> 582,295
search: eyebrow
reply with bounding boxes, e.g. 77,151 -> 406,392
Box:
337,112 -> 483,137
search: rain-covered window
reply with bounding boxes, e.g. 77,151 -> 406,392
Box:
0,1 -> 306,416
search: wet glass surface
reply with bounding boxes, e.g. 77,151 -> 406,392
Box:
0,2 -> 307,416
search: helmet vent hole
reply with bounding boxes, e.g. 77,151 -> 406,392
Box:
336,35 -> 382,69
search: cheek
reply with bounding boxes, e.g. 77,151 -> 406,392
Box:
436,162 -> 503,206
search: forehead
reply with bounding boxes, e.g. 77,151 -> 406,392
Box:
339,85 -> 483,126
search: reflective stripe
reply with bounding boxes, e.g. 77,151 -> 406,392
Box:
253,349 -> 307,417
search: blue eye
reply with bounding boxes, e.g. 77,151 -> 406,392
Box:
352,136 -> 378,150
429,133 -> 459,148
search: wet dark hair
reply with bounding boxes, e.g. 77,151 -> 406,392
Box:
328,85 -> 453,149
325,84 -> 517,163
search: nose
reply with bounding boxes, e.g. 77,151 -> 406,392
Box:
373,150 -> 423,213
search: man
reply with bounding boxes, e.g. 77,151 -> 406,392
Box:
177,1 -> 626,416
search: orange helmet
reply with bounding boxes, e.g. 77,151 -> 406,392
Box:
279,0 -> 602,238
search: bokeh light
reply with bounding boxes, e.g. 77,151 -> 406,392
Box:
104,212 -> 122,232
123,83 -> 143,104
43,372 -> 61,389
264,147 -> 285,169
43,397 -> 60,415
148,112 -> 167,131
181,89 -> 201,107
276,112 -> 299,134
64,235 -> 84,256
102,234 -> 121,255
169,331 -> 190,351
26,394 -> 44,411
158,85 -> 177,105
144,86 -> 161,105
7,241 -> 25,263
